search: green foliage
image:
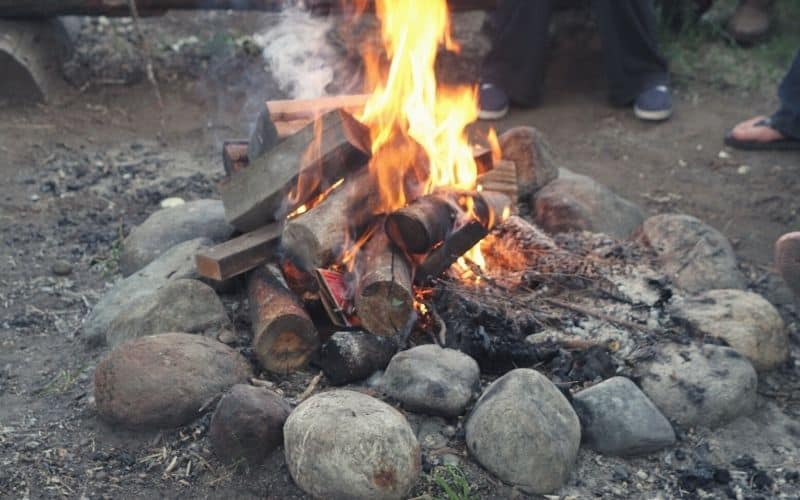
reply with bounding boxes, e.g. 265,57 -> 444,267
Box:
431,465 -> 474,500
657,0 -> 800,92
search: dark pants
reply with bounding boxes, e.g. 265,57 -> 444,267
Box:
772,50 -> 800,139
483,0 -> 669,106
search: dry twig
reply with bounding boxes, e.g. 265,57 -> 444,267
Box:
298,371 -> 324,402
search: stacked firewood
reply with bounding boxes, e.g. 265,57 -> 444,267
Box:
195,95 -> 518,374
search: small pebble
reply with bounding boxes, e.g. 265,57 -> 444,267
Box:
737,165 -> 751,175
441,454 -> 461,467
636,470 -> 648,481
30,194 -> 40,202
160,197 -> 186,209
718,150 -> 730,159
51,260 -> 73,276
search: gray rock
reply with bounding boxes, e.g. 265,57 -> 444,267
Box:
82,238 -> 212,347
118,199 -> 233,276
105,279 -> 231,348
637,342 -> 757,428
635,214 -> 746,293
94,333 -> 252,429
533,172 -> 644,239
465,369 -> 581,494
670,289 -> 788,371
209,384 -> 292,464
407,415 -> 449,450
284,390 -> 421,500
498,126 -> 559,197
382,345 -> 480,417
573,376 -> 675,456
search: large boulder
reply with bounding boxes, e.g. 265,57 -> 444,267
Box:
118,199 -> 233,276
94,333 -> 252,429
573,376 -> 675,456
635,214 -> 746,293
498,126 -> 559,197
105,279 -> 230,348
465,369 -> 581,495
209,384 -> 292,464
636,342 -> 757,428
382,344 -> 480,417
670,289 -> 788,371
83,238 -> 212,347
532,171 -> 644,239
284,390 -> 421,500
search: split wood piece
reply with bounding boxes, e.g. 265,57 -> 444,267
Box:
355,232 -> 415,338
222,140 -> 249,176
276,120 -> 313,140
477,159 -> 519,210
247,264 -> 320,374
220,109 -> 371,232
282,168 -> 379,272
315,268 -> 358,328
414,220 -> 488,285
195,223 -> 281,281
472,146 -> 494,175
267,94 -> 370,123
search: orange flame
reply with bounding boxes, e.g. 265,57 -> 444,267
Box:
357,0 -> 480,214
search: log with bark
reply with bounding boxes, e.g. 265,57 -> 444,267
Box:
354,231 -> 415,337
247,264 -> 320,374
220,109 -> 371,232
281,167 -> 379,272
0,0 -> 498,17
315,331 -> 397,385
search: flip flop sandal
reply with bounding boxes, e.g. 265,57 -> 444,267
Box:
724,118 -> 800,151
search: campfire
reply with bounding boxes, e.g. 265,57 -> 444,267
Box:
197,0 -> 521,373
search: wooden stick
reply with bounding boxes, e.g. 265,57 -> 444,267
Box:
195,223 -> 281,282
247,264 -> 320,374
414,220 -> 488,285
355,232 -> 415,337
220,109 -> 371,232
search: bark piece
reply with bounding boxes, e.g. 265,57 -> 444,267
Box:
247,264 -> 320,374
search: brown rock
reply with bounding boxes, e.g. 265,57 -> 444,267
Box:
498,126 -> 559,198
94,333 -> 252,430
209,384 -> 292,464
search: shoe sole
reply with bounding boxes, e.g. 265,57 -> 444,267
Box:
634,106 -> 673,122
478,106 -> 509,121
775,232 -> 800,297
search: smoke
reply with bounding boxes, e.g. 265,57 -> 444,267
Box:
253,4 -> 339,99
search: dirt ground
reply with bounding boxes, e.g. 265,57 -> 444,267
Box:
1,8 -> 799,500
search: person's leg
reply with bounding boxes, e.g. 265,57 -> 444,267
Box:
771,50 -> 800,139
481,0 -> 555,108
590,0 -> 669,106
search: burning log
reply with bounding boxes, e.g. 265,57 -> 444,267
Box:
195,223 -> 281,282
281,168 -> 378,272
384,194 -> 458,255
355,232 -> 415,338
385,190 -> 510,257
247,264 -> 320,374
315,331 -> 397,385
0,0 -> 498,17
247,108 -> 279,161
267,95 -> 370,123
222,140 -> 249,176
220,109 -> 371,232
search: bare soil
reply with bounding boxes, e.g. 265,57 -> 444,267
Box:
1,9 -> 798,500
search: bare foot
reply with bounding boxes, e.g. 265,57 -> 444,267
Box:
730,115 -> 785,143
775,232 -> 800,298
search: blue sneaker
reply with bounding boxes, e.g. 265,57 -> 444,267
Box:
634,85 -> 672,121
478,83 -> 509,120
